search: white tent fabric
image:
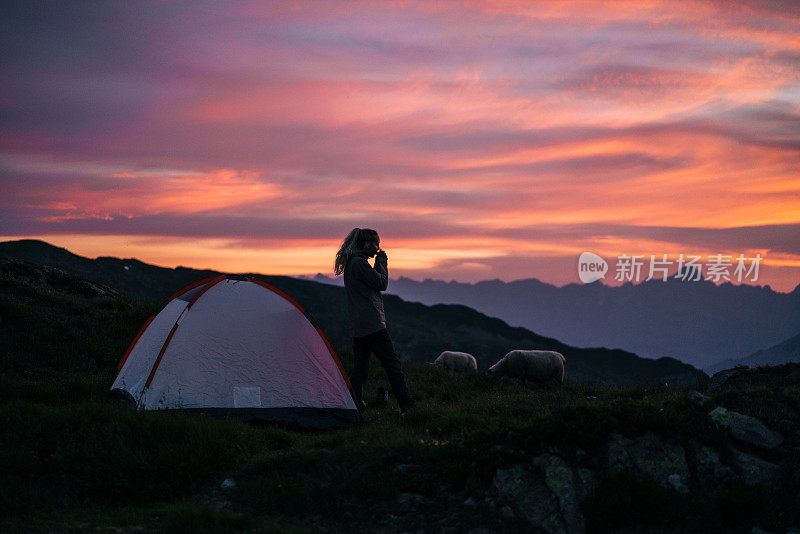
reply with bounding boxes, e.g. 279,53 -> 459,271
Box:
111,277 -> 360,428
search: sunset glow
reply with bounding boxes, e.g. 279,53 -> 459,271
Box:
1,1 -> 798,290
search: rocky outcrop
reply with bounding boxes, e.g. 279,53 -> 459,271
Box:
492,464 -> 563,532
491,454 -> 596,534
708,368 -> 742,391
0,258 -> 122,299
709,407 -> 784,449
532,454 -> 596,533
695,446 -> 737,488
730,449 -> 783,488
606,432 -> 691,494
687,390 -> 711,406
485,421 -> 795,533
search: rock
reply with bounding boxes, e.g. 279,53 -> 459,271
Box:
731,449 -> 783,488
491,444 -> 515,455
532,454 -> 596,534
491,456 -> 596,533
392,463 -> 418,474
220,478 -> 236,491
396,492 -> 428,507
777,419 -> 800,445
687,390 -> 711,406
667,474 -> 690,494
795,491 -> 800,522
709,407 -> 784,449
463,497 -> 477,508
78,278 -> 116,297
695,446 -> 737,488
607,432 -> 691,493
709,369 -> 740,391
492,464 -> 563,532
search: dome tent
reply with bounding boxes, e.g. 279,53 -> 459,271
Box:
111,275 -> 361,429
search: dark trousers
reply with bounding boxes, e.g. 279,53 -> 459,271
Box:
351,329 -> 414,409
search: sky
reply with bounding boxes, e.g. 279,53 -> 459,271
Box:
1,1 -> 799,291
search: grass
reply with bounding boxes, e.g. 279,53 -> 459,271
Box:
6,364 -> 795,532
2,263 -> 799,532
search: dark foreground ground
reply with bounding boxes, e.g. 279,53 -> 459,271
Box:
1,260 -> 799,533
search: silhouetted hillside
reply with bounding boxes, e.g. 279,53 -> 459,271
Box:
0,239 -> 220,303
0,240 -> 705,386
360,274 -> 800,369
2,258 -> 798,533
705,332 -> 800,374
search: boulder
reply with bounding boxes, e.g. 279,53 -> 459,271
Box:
777,419 -> 800,446
731,449 -> 782,488
396,492 -> 429,508
492,464 -> 562,533
687,390 -> 711,406
392,463 -> 419,474
695,446 -> 737,488
708,368 -> 740,391
708,407 -> 784,449
667,474 -> 690,494
532,454 -> 596,533
607,432 -> 691,493
491,455 -> 596,534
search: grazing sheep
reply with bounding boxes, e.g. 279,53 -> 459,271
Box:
432,351 -> 478,373
487,350 -> 565,384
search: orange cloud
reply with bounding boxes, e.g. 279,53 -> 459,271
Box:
2,1 -> 798,291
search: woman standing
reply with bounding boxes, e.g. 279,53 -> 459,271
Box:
334,228 -> 415,413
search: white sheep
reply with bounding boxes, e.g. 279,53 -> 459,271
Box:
432,351 -> 478,373
486,350 -> 565,384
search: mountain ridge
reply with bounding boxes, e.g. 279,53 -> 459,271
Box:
0,239 -> 705,386
329,272 -> 800,369
704,332 -> 800,374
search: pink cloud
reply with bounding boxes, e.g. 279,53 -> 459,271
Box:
1,0 -> 798,290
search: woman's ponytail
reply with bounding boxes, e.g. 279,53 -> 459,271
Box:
334,227 -> 379,275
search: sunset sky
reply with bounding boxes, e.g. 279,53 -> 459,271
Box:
2,1 -> 799,291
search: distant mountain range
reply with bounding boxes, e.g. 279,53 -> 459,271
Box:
704,332 -> 800,375
305,271 -> 800,370
0,239 -> 705,387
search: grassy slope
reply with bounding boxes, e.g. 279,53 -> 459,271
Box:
1,260 -> 799,533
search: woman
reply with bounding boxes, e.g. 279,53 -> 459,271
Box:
334,228 -> 415,413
